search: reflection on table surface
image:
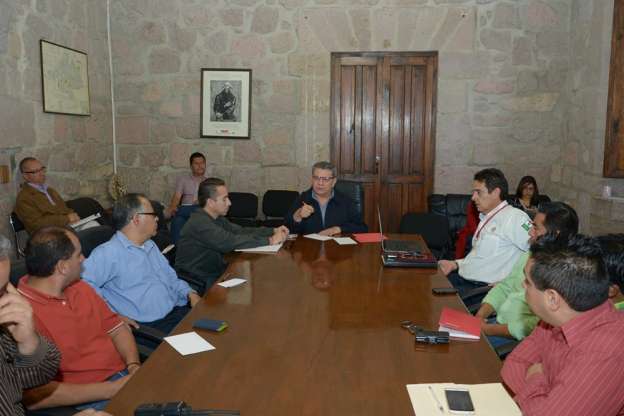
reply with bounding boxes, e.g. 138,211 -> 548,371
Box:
106,235 -> 501,416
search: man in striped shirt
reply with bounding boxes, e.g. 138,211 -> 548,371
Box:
502,234 -> 624,415
0,234 -> 60,415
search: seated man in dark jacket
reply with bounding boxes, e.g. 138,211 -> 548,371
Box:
176,178 -> 289,290
285,161 -> 367,236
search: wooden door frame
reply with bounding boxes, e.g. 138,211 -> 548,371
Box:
330,51 -> 438,231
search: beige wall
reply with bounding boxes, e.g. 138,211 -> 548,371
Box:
0,0 -> 622,239
0,0 -> 113,237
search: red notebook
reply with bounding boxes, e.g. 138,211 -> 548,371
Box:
353,233 -> 387,243
438,307 -> 481,340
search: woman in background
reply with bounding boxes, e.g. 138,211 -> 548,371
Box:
514,176 -> 540,218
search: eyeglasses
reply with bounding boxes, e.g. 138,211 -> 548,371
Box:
312,175 -> 335,183
23,166 -> 46,175
136,212 -> 158,217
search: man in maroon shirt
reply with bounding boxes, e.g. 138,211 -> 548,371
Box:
502,234 -> 624,415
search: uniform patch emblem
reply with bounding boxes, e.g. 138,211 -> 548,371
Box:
521,222 -> 531,231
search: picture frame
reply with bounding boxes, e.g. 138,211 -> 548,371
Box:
40,39 -> 91,116
201,68 -> 251,139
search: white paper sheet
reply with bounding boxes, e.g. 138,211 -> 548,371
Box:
333,237 -> 357,245
235,242 -> 283,253
406,383 -> 521,415
69,212 -> 101,229
304,233 -> 333,241
217,278 -> 247,288
164,332 -> 215,356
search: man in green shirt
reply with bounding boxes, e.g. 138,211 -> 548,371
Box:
476,202 -> 578,343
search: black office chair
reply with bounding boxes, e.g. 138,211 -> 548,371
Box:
261,190 -> 299,227
66,197 -> 111,226
334,180 -> 365,221
227,192 -> 259,227
399,212 -> 452,260
77,225 -> 115,257
9,212 -> 28,258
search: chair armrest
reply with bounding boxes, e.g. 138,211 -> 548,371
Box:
132,325 -> 166,344
495,340 -> 519,359
461,285 -> 492,301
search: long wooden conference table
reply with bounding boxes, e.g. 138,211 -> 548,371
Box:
107,235 -> 502,415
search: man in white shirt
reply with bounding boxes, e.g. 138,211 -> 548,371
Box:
438,168 -> 531,301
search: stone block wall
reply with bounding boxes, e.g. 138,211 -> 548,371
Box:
110,0 -> 570,214
1,0 -> 621,236
556,0 -> 624,233
0,0 -> 113,238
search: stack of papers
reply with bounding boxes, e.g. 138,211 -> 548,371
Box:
304,233 -> 333,241
217,278 -> 247,288
438,307 -> 481,340
333,237 -> 357,245
235,242 -> 283,253
69,212 -> 101,229
303,234 -> 358,245
406,383 -> 521,415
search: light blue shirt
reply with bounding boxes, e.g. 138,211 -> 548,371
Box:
82,231 -> 192,322
312,190 -> 334,227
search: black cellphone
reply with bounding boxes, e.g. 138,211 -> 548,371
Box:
415,330 -> 450,344
444,388 -> 475,414
432,287 -> 459,295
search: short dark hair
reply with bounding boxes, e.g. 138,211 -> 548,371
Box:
25,227 -> 76,278
515,175 -> 540,207
538,202 -> 579,239
19,157 -> 37,173
529,234 -> 608,312
474,168 -> 508,200
312,161 -> 337,178
112,193 -> 149,230
596,234 -> 624,292
198,177 -> 226,207
189,152 -> 205,165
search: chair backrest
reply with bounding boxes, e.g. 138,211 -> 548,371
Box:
262,190 -> 299,218
9,212 -> 28,257
66,197 -> 104,219
228,192 -> 259,219
399,212 -> 451,251
428,194 -> 472,239
77,225 -> 115,257
334,180 -> 364,220
9,257 -> 27,286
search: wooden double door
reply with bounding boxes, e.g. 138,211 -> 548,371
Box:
330,52 -> 438,232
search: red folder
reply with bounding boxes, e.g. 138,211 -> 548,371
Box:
353,233 -> 387,243
438,307 -> 481,340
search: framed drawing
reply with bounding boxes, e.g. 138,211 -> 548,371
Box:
40,39 -> 90,116
201,68 -> 251,139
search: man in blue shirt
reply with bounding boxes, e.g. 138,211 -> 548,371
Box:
285,161 -> 367,236
82,193 -> 201,334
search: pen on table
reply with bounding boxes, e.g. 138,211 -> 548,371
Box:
428,385 -> 444,413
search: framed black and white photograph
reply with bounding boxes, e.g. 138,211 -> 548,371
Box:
40,39 -> 90,116
201,68 -> 251,139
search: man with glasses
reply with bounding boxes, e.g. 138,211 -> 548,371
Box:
82,193 -> 200,334
15,157 -> 98,234
285,161 -> 367,236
